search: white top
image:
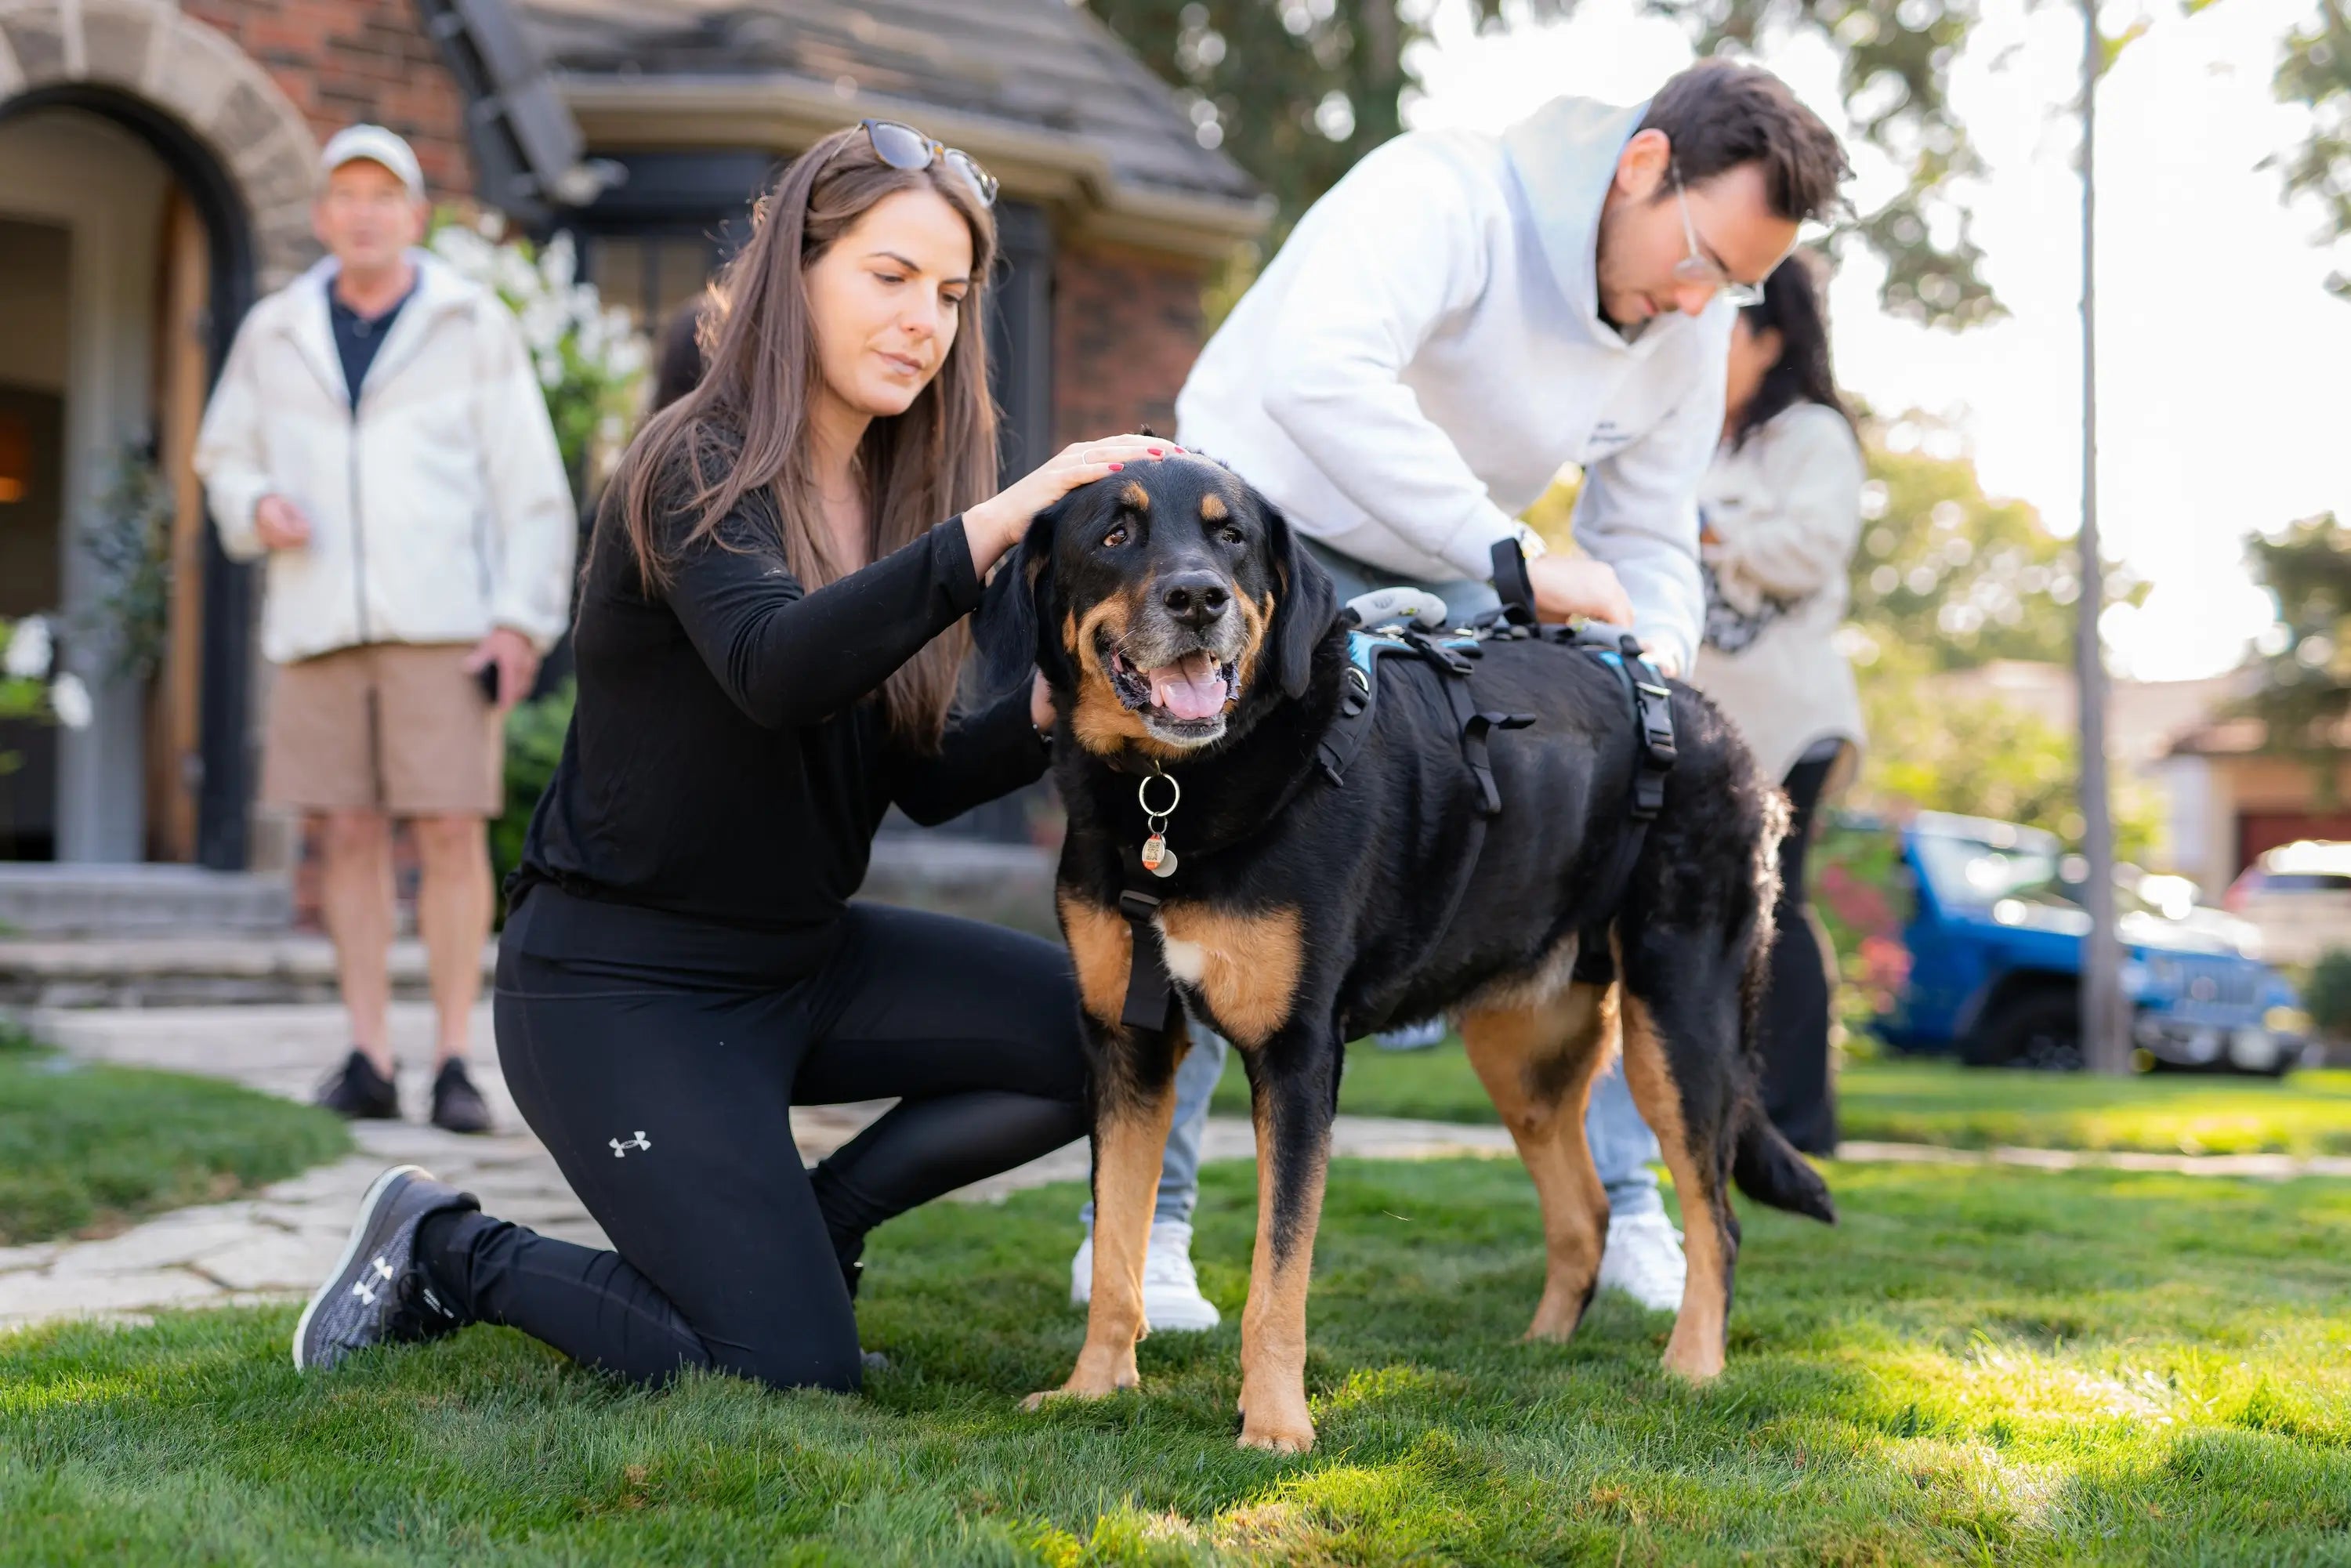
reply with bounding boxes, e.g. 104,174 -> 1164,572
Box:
194,252 -> 577,664
1689,401 -> 1867,784
1174,95 -> 1734,674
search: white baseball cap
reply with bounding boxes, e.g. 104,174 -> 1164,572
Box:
320,124 -> 425,200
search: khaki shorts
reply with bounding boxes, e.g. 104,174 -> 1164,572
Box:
262,643 -> 504,817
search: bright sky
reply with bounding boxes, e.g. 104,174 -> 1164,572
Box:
1405,0 -> 2351,680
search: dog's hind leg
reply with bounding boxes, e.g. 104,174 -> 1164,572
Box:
1027,900 -> 1188,1410
1234,1029 -> 1338,1454
1617,977 -> 1743,1382
1462,980 -> 1615,1342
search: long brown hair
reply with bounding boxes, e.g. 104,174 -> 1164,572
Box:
612,126 -> 1000,748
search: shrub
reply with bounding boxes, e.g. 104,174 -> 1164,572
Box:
2305,948 -> 2351,1039
491,679 -> 574,922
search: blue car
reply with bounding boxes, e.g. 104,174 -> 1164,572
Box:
1871,811 -> 2307,1074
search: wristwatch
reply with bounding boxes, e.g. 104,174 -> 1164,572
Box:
1508,522 -> 1550,562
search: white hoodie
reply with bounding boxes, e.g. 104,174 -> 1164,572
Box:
1175,96 -> 1731,672
194,252 -> 576,665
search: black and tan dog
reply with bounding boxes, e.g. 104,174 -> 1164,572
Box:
980,457 -> 1834,1453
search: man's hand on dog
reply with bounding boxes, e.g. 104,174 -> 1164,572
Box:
963,434 -> 1182,575
1527,553 -> 1635,628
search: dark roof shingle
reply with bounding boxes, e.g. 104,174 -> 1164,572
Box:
518,0 -> 1259,208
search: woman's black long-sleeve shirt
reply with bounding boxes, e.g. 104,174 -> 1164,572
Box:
510,442 -> 1045,968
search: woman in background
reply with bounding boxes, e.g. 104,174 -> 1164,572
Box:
1691,253 -> 1865,1156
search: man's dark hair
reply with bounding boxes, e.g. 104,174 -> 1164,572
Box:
1639,60 -> 1849,224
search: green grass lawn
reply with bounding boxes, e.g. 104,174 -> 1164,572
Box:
0,1026 -> 350,1245
1214,1036 -> 2351,1157
5,1156 -> 2349,1564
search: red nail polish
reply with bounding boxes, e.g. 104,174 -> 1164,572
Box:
1149,447 -> 1163,456
1110,462 -> 1125,470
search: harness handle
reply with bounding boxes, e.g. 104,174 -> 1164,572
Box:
1490,538 -> 1538,627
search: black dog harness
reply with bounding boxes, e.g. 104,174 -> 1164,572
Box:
1114,541 -> 1677,1031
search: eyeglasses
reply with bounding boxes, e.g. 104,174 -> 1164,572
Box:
1671,167 -> 1768,309
860,119 -> 998,208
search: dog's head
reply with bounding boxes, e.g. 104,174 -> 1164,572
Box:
980,457 -> 1339,759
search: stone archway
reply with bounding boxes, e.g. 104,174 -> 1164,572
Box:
0,0 -> 317,288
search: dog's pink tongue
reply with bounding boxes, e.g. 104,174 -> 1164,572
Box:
1148,651 -> 1226,721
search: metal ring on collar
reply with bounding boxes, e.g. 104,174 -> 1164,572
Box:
1136,773 -> 1181,817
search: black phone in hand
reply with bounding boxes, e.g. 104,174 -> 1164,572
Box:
475,661 -> 501,705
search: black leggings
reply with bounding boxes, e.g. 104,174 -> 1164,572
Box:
419,889 -> 1089,1392
1757,743 -> 1842,1155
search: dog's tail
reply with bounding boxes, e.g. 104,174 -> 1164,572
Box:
1726,783 -> 1837,1225
1731,1103 -> 1835,1222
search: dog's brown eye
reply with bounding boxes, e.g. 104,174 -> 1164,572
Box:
1102,525 -> 1130,548
1220,527 -> 1244,545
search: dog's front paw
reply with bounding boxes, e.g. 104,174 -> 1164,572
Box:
1022,1354 -> 1140,1411
1236,1378 -> 1315,1453
1237,1409 -> 1316,1454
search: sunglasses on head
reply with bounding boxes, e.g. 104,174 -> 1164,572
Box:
860,119 -> 998,208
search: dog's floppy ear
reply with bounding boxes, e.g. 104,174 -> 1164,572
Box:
972,499 -> 1074,698
1259,491 -> 1339,701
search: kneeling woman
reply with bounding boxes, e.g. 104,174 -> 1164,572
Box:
292,122 -> 1170,1391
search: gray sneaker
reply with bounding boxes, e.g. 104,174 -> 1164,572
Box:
292,1164 -> 478,1371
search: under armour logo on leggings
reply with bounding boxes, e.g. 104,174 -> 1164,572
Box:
610,1131 -> 651,1157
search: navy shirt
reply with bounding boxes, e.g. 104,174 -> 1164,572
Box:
328,282 -> 414,408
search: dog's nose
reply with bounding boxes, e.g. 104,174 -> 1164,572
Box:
1160,570 -> 1230,627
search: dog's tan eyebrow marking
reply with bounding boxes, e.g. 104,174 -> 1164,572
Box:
1118,481 -> 1150,512
1199,492 -> 1229,522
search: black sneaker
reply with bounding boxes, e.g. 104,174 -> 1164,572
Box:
429,1059 -> 493,1135
293,1165 -> 479,1372
317,1050 -> 400,1120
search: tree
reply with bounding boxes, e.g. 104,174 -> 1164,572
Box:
1840,411 -> 2106,672
2241,512 -> 2351,751
2269,0 -> 2351,299
1836,411 -> 2159,854
1088,0 -> 2349,323
1081,0 -> 1997,328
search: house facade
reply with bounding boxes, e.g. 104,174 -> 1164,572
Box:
0,0 -> 1264,870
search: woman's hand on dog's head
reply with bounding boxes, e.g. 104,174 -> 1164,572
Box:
963,435 -> 1183,576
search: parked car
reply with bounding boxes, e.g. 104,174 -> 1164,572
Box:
2222,840 -> 2351,968
1868,812 -> 2307,1074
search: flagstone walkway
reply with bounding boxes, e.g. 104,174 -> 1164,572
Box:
8,1004 -> 2346,1334
0,1004 -> 1512,1331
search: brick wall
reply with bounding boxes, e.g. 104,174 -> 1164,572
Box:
1052,241 -> 1207,447
179,0 -> 473,201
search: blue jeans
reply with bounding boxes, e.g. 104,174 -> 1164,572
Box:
1094,540 -> 1665,1228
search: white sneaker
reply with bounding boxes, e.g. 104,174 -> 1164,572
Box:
1372,1017 -> 1448,1052
1595,1211 -> 1686,1312
1068,1219 -> 1222,1331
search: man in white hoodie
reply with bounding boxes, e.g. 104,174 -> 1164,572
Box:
195,126 -> 575,1133
1067,60 -> 1848,1327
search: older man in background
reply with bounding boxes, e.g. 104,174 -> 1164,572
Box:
196,125 -> 575,1132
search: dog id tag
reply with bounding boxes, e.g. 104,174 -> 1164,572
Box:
1142,832 -> 1175,876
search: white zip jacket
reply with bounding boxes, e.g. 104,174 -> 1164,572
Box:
194,252 -> 576,665
1176,96 -> 1731,673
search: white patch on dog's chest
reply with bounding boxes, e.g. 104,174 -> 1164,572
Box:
1155,922 -> 1209,985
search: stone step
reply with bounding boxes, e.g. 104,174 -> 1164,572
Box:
0,936 -> 493,1009
0,838 -> 1055,1008
0,864 -> 292,936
